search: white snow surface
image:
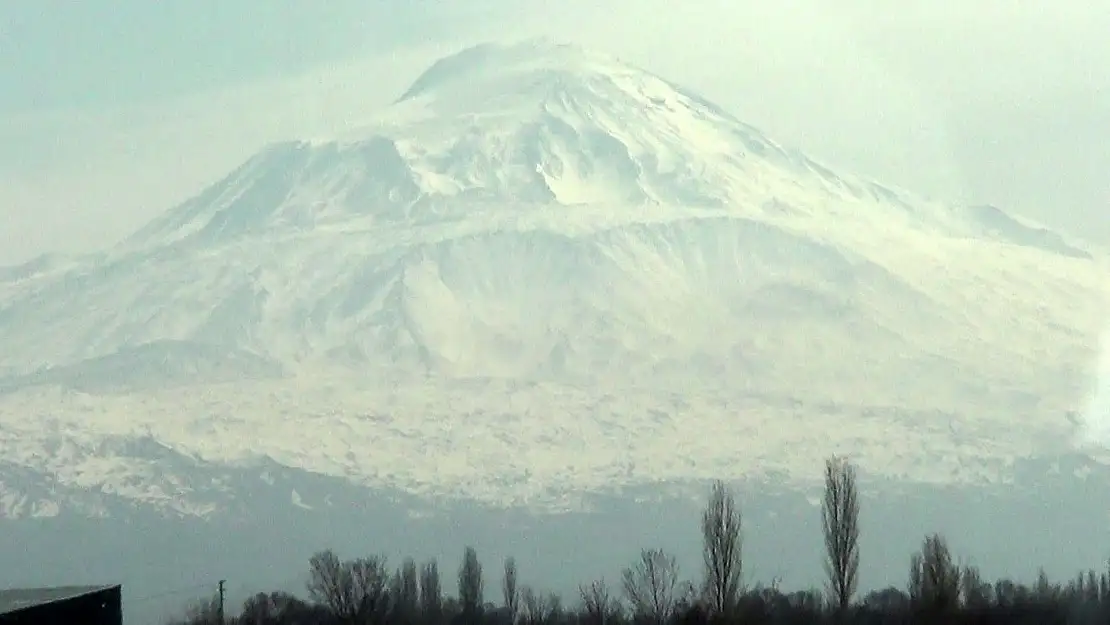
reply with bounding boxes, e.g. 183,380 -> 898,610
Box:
1,39 -> 1108,517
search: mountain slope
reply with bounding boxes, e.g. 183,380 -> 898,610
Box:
0,39 -> 1106,514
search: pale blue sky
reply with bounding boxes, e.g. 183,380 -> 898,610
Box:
0,1 -> 459,112
1,0 -> 1108,264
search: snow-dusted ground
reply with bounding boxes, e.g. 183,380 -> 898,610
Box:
1,39 -> 1108,517
0,371 -> 1089,516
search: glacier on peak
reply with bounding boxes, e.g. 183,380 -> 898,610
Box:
394,39 -> 625,104
124,39 -> 958,250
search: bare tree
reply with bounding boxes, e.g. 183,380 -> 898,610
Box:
391,558 -> 420,625
1086,570 -> 1100,604
861,587 -> 910,613
622,548 -> 681,625
240,591 -> 318,625
303,551 -> 390,625
351,556 -> 392,624
169,594 -> 221,625
1034,567 -> 1058,603
520,587 -> 540,625
579,579 -> 623,625
241,591 -> 279,625
822,456 -> 860,614
420,559 -> 443,624
458,546 -> 484,622
701,480 -> 743,618
960,564 -> 989,609
520,586 -> 563,625
503,557 -> 520,624
307,549 -> 359,623
907,534 -> 961,614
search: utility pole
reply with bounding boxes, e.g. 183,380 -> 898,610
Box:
218,579 -> 226,624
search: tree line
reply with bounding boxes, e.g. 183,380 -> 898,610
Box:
169,456 -> 1110,625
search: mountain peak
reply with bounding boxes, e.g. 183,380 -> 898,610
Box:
395,39 -> 632,105
128,40 -> 815,248
375,38 -> 727,131
118,39 -> 1088,263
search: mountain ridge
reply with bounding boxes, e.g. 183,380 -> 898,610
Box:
0,39 -> 1106,516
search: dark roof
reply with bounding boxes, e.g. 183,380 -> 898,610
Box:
0,585 -> 119,615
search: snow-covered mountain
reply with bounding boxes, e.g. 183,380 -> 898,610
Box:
0,39 -> 1107,518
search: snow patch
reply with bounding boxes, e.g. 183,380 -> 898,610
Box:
291,489 -> 312,510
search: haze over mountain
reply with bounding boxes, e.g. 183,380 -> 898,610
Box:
0,40 -> 1107,522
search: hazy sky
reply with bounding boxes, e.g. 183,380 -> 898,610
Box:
1,0 -> 1107,265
